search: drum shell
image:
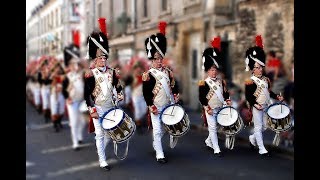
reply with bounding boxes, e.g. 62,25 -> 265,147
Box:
266,103 -> 292,133
163,113 -> 190,137
216,106 -> 244,136
100,108 -> 136,143
160,104 -> 190,137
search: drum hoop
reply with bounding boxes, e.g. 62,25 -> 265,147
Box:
100,107 -> 125,130
266,102 -> 290,117
216,106 -> 238,125
159,104 -> 185,122
266,102 -> 290,112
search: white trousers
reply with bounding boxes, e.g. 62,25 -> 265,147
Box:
32,86 -> 41,106
204,108 -> 221,154
132,95 -> 147,120
92,105 -> 112,167
50,93 -> 65,115
66,101 -> 86,149
41,85 -> 51,110
249,105 -> 268,154
150,104 -> 173,159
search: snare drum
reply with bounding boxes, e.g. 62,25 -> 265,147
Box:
216,106 -> 243,135
266,102 -> 292,132
160,104 -> 190,137
100,107 -> 136,143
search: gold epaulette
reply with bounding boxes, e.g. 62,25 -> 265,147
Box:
245,79 -> 254,85
198,80 -> 205,86
84,69 -> 93,78
142,71 -> 150,81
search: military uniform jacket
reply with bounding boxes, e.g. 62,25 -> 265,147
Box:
245,75 -> 277,107
142,66 -> 179,107
198,77 -> 229,109
84,68 -> 123,108
62,70 -> 85,101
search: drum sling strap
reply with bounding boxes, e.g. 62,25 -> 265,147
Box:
250,76 -> 271,104
205,78 -> 225,104
149,68 -> 174,104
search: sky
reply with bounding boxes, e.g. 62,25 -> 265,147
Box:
26,0 -> 42,21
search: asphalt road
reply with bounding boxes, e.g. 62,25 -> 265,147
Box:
26,100 -> 294,180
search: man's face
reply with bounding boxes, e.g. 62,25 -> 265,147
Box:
207,66 -> 218,78
95,49 -> 107,67
69,61 -> 79,71
252,62 -> 264,77
152,52 -> 163,69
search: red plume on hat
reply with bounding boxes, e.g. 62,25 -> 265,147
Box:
210,36 -> 221,52
255,35 -> 263,49
72,30 -> 80,47
158,21 -> 167,36
98,17 -> 107,36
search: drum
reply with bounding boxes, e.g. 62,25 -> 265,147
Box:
79,100 -> 88,113
266,102 -> 292,132
216,106 -> 243,135
160,104 -> 190,137
100,107 -> 136,143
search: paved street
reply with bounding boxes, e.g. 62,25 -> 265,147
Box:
26,100 -> 294,180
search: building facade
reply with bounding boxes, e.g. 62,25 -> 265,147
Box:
27,0 -> 294,110
26,0 -> 85,62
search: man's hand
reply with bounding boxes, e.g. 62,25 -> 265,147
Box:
174,93 -> 180,103
226,99 -> 232,106
90,112 -> 99,119
117,93 -> 124,101
204,106 -> 213,115
254,104 -> 263,110
89,107 -> 99,119
67,98 -> 73,104
149,105 -> 158,115
277,95 -> 284,101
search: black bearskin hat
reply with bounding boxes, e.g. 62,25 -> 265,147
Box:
144,21 -> 167,60
245,35 -> 266,71
86,17 -> 109,60
202,36 -> 222,72
63,44 -> 80,66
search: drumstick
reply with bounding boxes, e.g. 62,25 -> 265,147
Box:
104,117 -> 116,122
170,106 -> 175,115
163,113 -> 175,116
280,92 -> 282,113
229,96 -> 232,118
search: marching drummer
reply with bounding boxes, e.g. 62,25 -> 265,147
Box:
198,36 -> 231,157
62,43 -> 86,151
142,21 -> 180,164
244,35 -> 283,157
84,18 -> 124,171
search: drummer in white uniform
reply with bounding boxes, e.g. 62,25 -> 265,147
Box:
244,35 -> 283,157
84,18 -> 124,171
198,36 -> 231,157
142,21 -> 180,164
62,44 -> 86,150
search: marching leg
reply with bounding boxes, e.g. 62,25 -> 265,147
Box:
92,118 -> 110,170
252,107 -> 269,156
205,111 -> 222,156
150,112 -> 166,163
67,103 -> 80,150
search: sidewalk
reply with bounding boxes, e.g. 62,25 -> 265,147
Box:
185,108 -> 294,158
